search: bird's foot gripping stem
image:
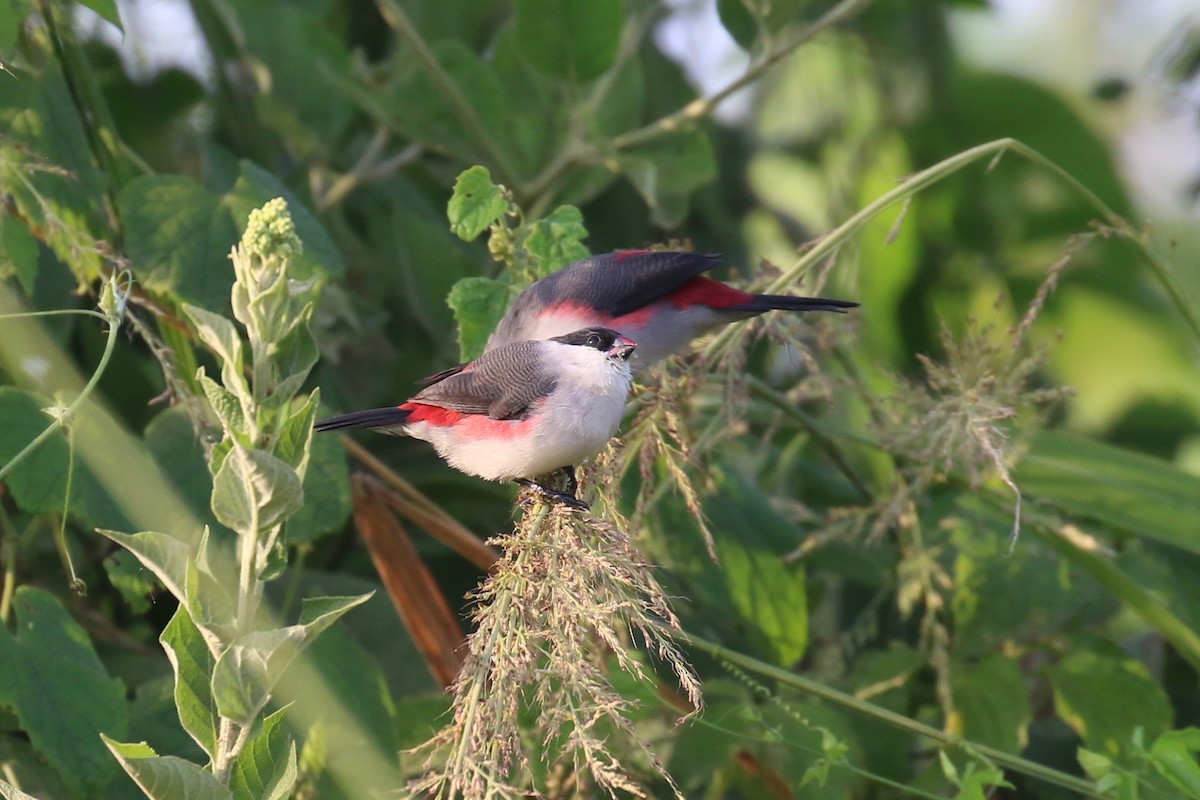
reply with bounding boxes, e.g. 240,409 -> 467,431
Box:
516,468 -> 587,510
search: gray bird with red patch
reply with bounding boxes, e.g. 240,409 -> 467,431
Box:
315,327 -> 635,508
486,250 -> 858,367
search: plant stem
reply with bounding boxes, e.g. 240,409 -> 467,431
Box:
683,629 -> 1102,798
611,0 -> 874,152
373,0 -> 520,187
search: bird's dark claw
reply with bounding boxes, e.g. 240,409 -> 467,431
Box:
515,477 -> 589,511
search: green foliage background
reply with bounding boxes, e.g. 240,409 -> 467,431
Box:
2,0 -> 1200,798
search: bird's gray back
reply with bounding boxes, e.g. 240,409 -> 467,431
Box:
413,340 -> 556,420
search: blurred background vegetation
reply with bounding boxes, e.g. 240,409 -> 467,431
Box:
2,0 -> 1200,797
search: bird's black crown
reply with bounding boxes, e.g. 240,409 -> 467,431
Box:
552,327 -> 625,351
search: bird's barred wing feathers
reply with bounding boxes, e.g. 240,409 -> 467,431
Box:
411,340 -> 557,420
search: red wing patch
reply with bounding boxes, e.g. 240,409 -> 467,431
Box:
668,277 -> 753,310
403,403 -> 463,427
614,249 -> 651,262
403,402 -> 537,439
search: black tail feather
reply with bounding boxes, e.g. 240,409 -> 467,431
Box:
735,294 -> 859,314
314,406 -> 411,432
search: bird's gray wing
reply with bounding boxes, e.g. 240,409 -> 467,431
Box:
516,250 -> 721,318
411,341 -> 557,420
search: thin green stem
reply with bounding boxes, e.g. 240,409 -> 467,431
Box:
373,0 -> 520,187
611,0 -> 874,151
683,629 -> 1102,798
0,511 -> 15,624
0,309 -> 109,322
52,421 -> 85,595
0,284 -> 126,484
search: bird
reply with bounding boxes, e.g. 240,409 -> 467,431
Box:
315,327 -> 636,509
485,250 -> 858,366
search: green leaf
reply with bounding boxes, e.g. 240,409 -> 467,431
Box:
0,217 -> 38,297
522,205 -> 591,278
144,407 -> 218,532
96,529 -> 193,606
199,374 -> 248,442
0,1 -> 21,56
183,304 -> 249,403
275,391 -> 318,474
1149,729 -> 1200,799
446,276 -> 519,361
103,549 -> 156,614
211,594 -> 371,726
211,447 -> 304,535
160,606 -> 219,761
950,653 -> 1029,753
716,0 -> 808,51
77,0 -> 123,31
0,587 -> 128,795
0,68 -> 108,283
103,736 -> 232,800
230,709 -> 297,800
448,166 -> 509,241
1018,430 -> 1200,554
120,175 -> 239,311
616,128 -> 717,228
286,416 -> 351,545
1050,642 -> 1173,755
515,0 -> 624,82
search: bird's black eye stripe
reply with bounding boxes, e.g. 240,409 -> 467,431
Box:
552,327 -> 620,349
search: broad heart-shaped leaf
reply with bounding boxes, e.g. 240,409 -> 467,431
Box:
102,736 -> 231,800
515,0 -> 624,82
1050,640 -> 1172,755
119,175 -> 240,312
447,276 -> 520,361
103,549 -> 157,614
120,164 -> 341,312
160,606 -> 219,761
521,205 -> 591,278
229,708 -> 297,800
616,127 -> 717,228
1017,430 -> 1200,554
949,653 -> 1029,753
211,594 -> 371,726
448,166 -> 509,242
0,588 -> 128,795
211,446 -> 304,536
0,387 -> 135,530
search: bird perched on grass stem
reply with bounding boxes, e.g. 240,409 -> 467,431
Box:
316,327 -> 636,508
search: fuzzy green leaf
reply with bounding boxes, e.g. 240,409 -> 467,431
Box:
0,588 -> 127,795
103,736 -> 231,800
96,529 -> 193,606
448,166 -> 508,241
211,447 -> 304,536
198,374 -> 248,443
515,0 -> 624,82
446,276 -> 519,361
160,606 -> 219,761
286,415 -> 352,545
183,304 -> 248,402
0,778 -> 42,800
522,205 -> 590,278
230,709 -> 298,800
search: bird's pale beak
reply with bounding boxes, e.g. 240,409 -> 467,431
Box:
609,335 -> 637,361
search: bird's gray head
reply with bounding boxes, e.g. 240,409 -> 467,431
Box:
551,327 -> 637,361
